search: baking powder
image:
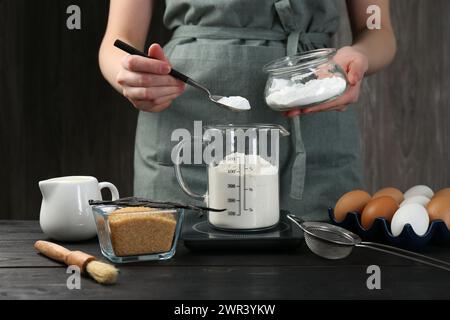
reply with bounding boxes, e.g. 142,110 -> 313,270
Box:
266,76 -> 347,109
217,96 -> 251,111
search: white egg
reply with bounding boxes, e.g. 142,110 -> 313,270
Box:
404,185 -> 434,199
391,203 -> 430,237
400,195 -> 430,207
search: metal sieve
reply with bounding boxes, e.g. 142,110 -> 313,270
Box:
287,214 -> 450,272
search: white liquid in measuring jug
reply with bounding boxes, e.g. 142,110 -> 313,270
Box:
208,153 -> 279,230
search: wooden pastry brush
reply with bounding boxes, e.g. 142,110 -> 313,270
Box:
34,240 -> 118,284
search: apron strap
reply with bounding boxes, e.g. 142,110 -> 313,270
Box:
172,25 -> 286,41
290,116 -> 306,200
171,26 -> 330,52
274,0 -> 330,55
274,0 -> 317,200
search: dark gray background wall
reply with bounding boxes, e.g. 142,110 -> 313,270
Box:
0,0 -> 449,219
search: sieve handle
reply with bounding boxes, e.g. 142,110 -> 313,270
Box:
287,214 -> 305,230
357,242 -> 450,272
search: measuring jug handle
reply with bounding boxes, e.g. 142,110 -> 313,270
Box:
173,139 -> 206,201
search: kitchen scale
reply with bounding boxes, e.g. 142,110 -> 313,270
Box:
182,210 -> 304,250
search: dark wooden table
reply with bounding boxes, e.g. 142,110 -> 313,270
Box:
0,220 -> 449,300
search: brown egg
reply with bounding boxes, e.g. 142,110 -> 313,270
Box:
372,187 -> 404,204
361,196 -> 399,230
426,196 -> 450,229
334,190 -> 371,222
432,188 -> 450,200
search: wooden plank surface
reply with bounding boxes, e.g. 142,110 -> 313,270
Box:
2,238 -> 450,269
0,221 -> 449,299
0,220 -> 45,241
1,265 -> 449,300
4,238 -> 449,269
1,221 -> 449,268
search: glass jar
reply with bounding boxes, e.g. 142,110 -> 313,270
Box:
92,205 -> 184,263
263,48 -> 349,111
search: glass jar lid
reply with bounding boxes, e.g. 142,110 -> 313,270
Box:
263,48 -> 336,75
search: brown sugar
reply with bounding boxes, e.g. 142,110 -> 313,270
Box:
108,206 -> 177,256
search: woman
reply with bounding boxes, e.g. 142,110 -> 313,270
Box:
99,0 -> 396,220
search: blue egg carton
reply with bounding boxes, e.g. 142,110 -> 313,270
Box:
328,208 -> 450,250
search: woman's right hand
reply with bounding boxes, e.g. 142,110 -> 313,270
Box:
116,43 -> 186,112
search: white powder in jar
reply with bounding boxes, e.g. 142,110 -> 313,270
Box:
266,76 -> 347,109
217,96 -> 251,111
207,153 -> 279,230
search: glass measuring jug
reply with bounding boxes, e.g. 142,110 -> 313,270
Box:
173,124 -> 289,231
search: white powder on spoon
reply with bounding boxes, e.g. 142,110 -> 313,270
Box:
266,76 -> 347,109
217,96 -> 251,111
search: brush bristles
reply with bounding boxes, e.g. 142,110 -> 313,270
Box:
86,260 -> 119,284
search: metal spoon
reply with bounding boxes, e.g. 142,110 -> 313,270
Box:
114,40 -> 248,112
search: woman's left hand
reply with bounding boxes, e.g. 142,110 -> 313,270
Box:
283,46 -> 369,117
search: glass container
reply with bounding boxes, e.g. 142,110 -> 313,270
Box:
92,205 -> 184,263
263,48 -> 349,111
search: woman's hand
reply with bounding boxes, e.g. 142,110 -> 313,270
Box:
283,46 -> 369,117
116,43 -> 185,112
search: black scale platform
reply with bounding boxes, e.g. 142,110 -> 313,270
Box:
182,210 -> 304,250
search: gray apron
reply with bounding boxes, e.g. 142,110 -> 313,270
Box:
134,0 -> 364,221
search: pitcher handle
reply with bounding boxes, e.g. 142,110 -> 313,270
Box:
173,139 -> 206,201
98,182 -> 120,200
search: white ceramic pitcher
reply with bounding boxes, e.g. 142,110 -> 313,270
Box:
39,176 -> 119,241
